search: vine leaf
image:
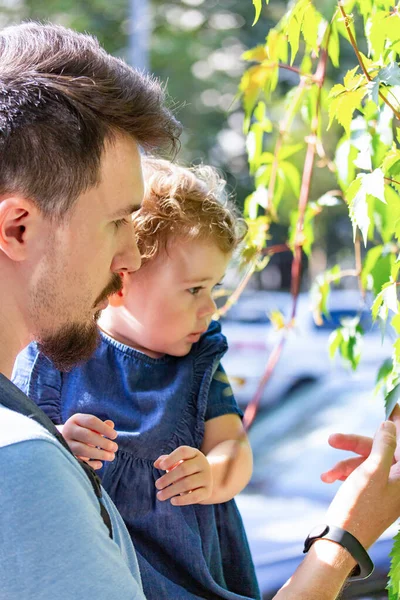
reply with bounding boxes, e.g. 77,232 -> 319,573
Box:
328,81 -> 367,136
385,384 -> 400,420
347,169 -> 386,245
387,530 -> 400,600
252,0 -> 262,25
368,62 -> 400,104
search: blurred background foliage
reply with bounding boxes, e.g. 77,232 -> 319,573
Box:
0,0 -> 363,291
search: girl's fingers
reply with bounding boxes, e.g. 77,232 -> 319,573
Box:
156,446 -> 197,471
73,414 -> 118,440
156,473 -> 205,501
321,456 -> 365,483
328,433 -> 373,457
170,488 -> 207,506
69,441 -> 115,462
153,455 -> 169,469
70,425 -> 118,453
155,459 -> 199,490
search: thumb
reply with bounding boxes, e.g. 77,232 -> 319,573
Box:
367,421 -> 397,478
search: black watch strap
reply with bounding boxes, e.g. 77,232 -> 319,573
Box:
303,524 -> 374,581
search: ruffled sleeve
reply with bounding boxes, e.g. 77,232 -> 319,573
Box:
204,363 -> 243,421
12,343 -> 63,425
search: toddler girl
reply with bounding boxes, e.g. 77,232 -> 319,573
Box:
13,158 -> 260,600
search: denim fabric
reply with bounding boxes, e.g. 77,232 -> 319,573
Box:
13,321 -> 260,600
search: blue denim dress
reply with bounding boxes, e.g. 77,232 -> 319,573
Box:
13,321 -> 260,600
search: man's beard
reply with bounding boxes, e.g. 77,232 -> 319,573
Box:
37,273 -> 123,372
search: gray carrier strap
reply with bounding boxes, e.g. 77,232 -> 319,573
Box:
0,373 -> 113,539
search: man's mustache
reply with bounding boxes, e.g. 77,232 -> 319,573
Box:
93,272 -> 123,308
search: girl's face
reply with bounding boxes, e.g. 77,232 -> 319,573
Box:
104,238 -> 231,357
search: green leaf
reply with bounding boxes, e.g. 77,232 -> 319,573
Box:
377,357 -> 394,384
372,290 -> 385,321
347,178 -> 369,245
392,313 -> 400,335
300,2 -> 322,54
362,168 -> 386,204
252,0 -> 262,25
242,45 -> 268,62
278,143 -> 304,161
285,0 -> 308,65
361,245 -> 391,295
280,161 -> 301,196
329,328 -> 343,360
328,87 -> 367,136
382,281 -> 399,314
385,384 -> 400,419
387,529 -> 400,600
365,11 -> 387,59
369,62 -> 400,104
335,137 -> 358,190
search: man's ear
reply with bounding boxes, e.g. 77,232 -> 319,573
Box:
0,197 -> 40,261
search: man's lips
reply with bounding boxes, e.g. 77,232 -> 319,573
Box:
96,299 -> 109,311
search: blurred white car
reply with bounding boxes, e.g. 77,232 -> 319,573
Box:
237,375 -> 396,599
219,290 -> 393,409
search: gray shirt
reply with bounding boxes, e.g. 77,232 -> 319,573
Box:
0,387 -> 146,600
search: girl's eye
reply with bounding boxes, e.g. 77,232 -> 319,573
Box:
188,286 -> 203,296
113,218 -> 130,230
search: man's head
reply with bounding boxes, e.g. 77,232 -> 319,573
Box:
0,22 -> 181,372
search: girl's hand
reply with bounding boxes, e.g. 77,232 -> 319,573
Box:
62,413 -> 118,471
154,446 -> 213,506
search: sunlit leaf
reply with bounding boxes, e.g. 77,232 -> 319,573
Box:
328,87 -> 367,136
242,45 -> 268,62
252,0 -> 262,25
365,11 -> 387,59
328,20 -> 340,68
385,384 -> 400,420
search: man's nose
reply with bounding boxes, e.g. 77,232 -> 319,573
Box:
111,229 -> 142,274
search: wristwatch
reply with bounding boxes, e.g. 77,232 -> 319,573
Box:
303,524 -> 374,581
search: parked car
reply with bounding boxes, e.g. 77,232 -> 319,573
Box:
236,375 -> 396,599
220,290 -> 393,409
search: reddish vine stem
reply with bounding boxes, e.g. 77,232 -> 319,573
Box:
241,41 -> 330,434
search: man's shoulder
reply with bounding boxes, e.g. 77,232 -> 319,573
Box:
0,404 -> 56,449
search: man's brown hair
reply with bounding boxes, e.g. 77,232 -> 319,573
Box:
0,22 -> 181,217
134,157 -> 246,263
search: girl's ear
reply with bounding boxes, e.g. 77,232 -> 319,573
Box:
108,273 -> 127,307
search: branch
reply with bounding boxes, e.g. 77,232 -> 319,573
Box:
338,1 -> 400,119
385,176 -> 400,186
243,42 -> 331,432
216,256 -> 258,319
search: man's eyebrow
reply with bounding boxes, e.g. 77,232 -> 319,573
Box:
109,203 -> 141,219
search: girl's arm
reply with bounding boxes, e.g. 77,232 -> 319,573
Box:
199,413 -> 253,504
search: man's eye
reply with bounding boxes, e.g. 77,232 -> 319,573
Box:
188,287 -> 203,296
113,218 -> 130,230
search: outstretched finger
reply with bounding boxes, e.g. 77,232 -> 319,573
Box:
328,433 -> 372,457
321,456 -> 365,483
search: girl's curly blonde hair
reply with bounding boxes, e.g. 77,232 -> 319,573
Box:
134,157 -> 247,264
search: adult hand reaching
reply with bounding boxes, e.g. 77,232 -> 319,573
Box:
321,404 -> 400,484
273,418 -> 400,599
